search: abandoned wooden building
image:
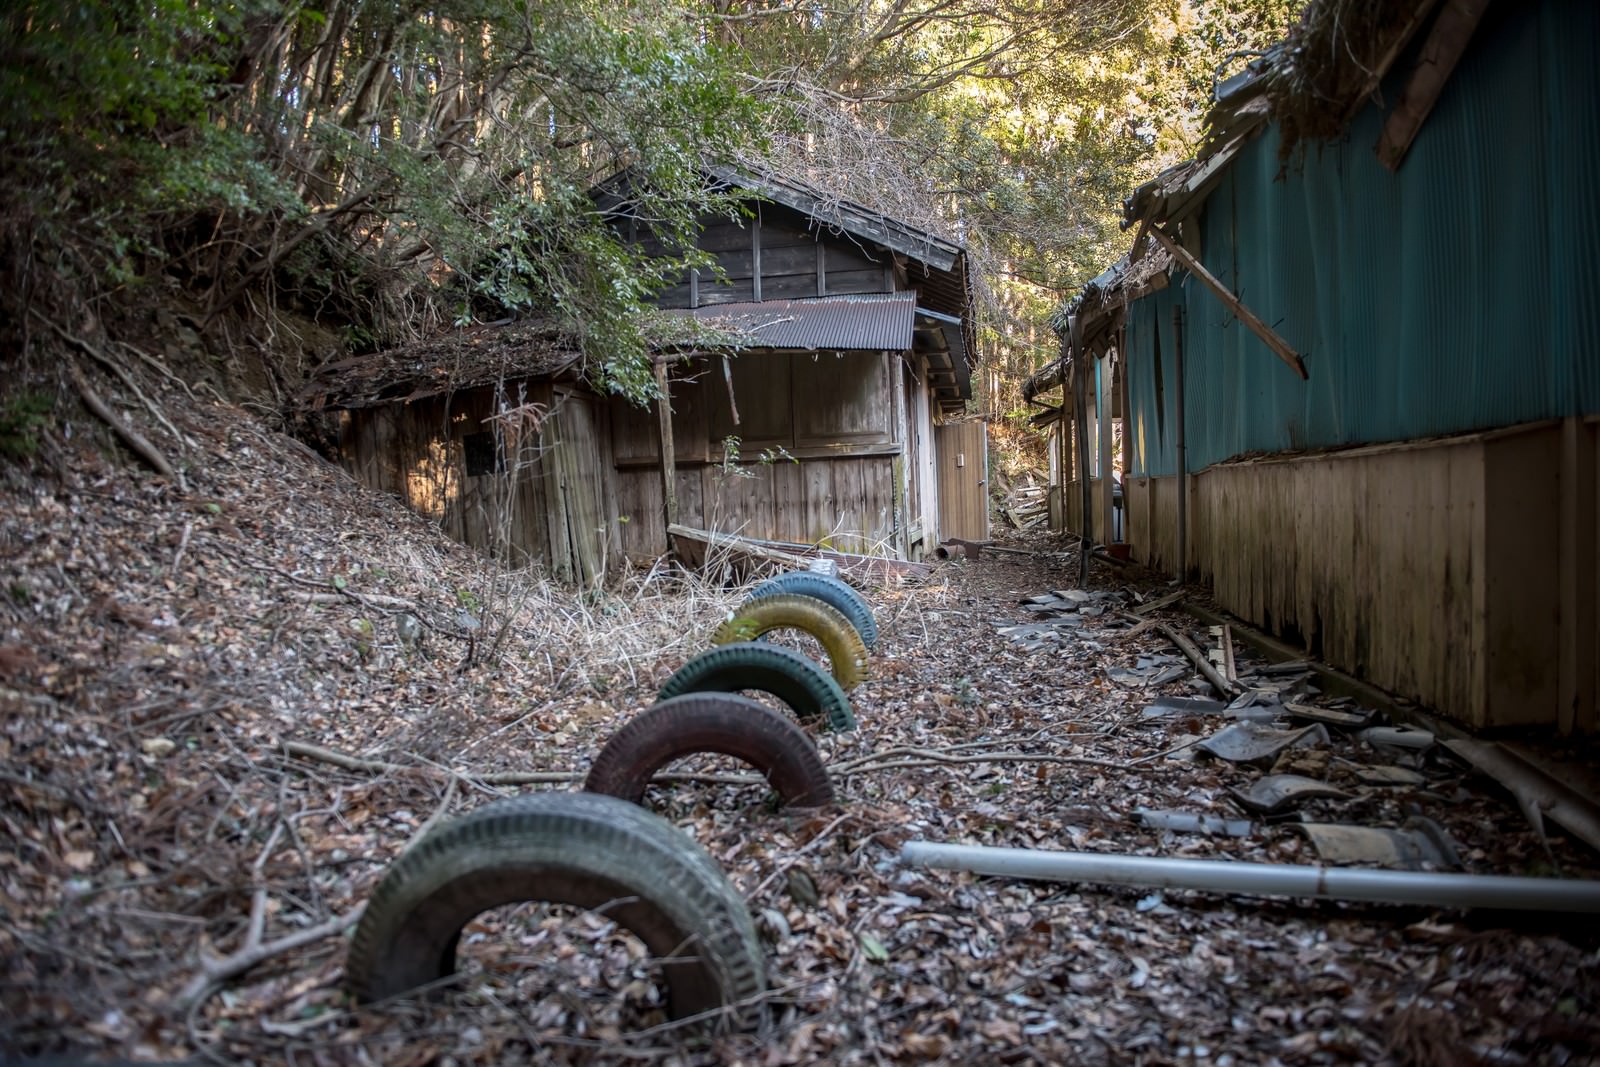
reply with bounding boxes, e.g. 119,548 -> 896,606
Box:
604,166 -> 987,563
301,168 -> 986,584
1033,0 -> 1599,733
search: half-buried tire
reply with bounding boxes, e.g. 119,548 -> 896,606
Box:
345,791 -> 766,1030
747,572 -> 879,649
711,593 -> 869,690
659,643 -> 857,733
585,693 -> 836,808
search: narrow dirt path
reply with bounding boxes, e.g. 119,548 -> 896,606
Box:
3,412 -> 1598,1065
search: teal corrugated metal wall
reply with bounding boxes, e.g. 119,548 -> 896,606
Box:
1124,0 -> 1600,476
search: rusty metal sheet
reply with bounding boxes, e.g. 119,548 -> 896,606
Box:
676,294 -> 917,352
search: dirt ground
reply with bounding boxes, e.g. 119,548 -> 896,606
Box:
3,398 -> 1599,1066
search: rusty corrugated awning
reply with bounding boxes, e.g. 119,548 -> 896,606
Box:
673,293 -> 918,351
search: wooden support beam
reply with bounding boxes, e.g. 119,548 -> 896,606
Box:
1147,224 -> 1309,379
1070,317 -> 1092,587
654,361 -> 678,532
1096,352 -> 1114,547
1376,0 -> 1491,172
751,211 -> 763,302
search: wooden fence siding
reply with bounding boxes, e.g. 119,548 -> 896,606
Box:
697,279 -> 756,305
1121,427 -> 1600,729
824,269 -> 889,296
695,218 -> 753,253
936,420 -> 989,542
675,465 -> 706,533
656,281 -> 694,307
758,243 -> 819,274
759,218 -> 816,249
614,468 -> 663,562
712,353 -> 792,450
802,456 -> 837,545
1189,445 -> 1487,727
825,243 -> 882,271
771,459 -> 805,541
1482,427 -> 1561,728
794,353 -> 892,445
610,392 -> 660,465
830,459 -> 868,549
860,455 -> 899,552
762,273 -> 822,300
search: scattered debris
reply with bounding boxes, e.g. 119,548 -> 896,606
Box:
900,840 -> 1600,911
1285,702 -> 1375,729
1139,695 -> 1226,720
1298,819 -> 1461,871
1136,809 -> 1253,837
1228,775 -> 1352,815
1196,722 -> 1330,767
1350,765 -> 1428,787
1360,725 -> 1436,751
1158,622 -> 1239,698
1445,739 -> 1600,853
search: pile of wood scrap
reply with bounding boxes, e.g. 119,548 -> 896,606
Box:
999,477 -> 1050,530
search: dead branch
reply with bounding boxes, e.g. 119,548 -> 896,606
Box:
32,312 -> 190,487
280,740 -> 763,788
174,904 -> 366,1011
65,358 -> 179,482
833,748 -> 1131,776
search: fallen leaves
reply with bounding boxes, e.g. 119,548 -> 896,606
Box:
3,401 -> 1600,1066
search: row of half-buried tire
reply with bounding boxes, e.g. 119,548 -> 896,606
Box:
345,570 -> 879,1034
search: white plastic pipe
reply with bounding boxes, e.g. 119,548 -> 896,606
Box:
900,841 -> 1600,913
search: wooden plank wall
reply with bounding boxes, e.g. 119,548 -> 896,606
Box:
614,456 -> 898,554
336,382 -> 626,582
1116,423 -> 1600,731
611,350 -> 907,558
648,205 -> 892,308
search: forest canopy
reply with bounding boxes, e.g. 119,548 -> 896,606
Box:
0,0 -> 1298,410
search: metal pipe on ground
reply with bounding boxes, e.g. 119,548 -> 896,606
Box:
900,841 -> 1600,913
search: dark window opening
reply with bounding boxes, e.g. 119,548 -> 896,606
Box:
464,431 -> 504,476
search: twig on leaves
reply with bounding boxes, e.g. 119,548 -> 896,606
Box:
175,904 -> 366,1012
832,746 -> 1131,776
748,811 -> 858,901
66,356 -> 180,483
279,740 -> 764,788
176,821 -> 361,1011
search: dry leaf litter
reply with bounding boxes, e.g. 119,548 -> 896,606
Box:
2,399 -> 1599,1066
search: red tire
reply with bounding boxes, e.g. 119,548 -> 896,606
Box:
585,693 -> 836,809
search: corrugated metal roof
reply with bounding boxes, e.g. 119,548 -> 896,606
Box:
673,294 -> 917,352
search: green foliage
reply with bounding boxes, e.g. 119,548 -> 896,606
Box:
0,0 -> 1300,430
1,0 -> 766,403
705,0 -> 1303,418
0,391 -> 54,459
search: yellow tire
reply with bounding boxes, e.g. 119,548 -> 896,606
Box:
711,594 -> 870,691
